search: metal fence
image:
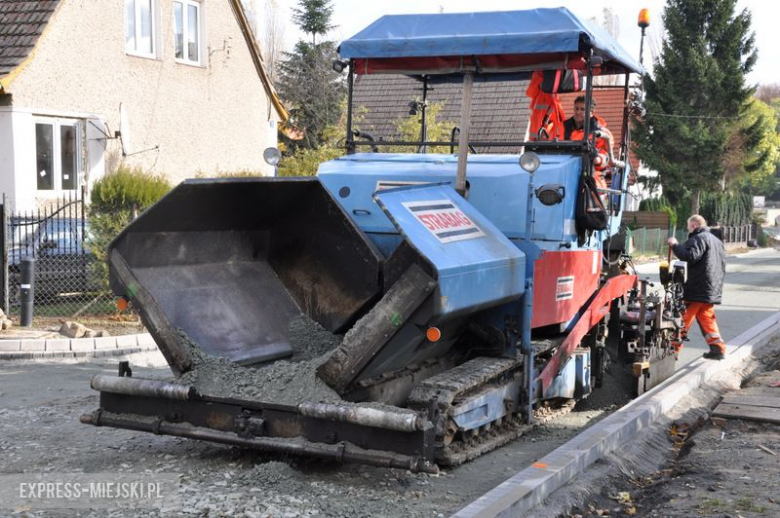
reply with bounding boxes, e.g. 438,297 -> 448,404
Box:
627,224 -> 755,256
1,193 -> 113,318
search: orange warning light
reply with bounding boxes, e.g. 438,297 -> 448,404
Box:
426,327 -> 442,342
116,297 -> 129,312
638,9 -> 650,29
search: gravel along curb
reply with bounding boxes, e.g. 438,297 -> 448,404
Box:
453,311 -> 780,518
0,333 -> 157,360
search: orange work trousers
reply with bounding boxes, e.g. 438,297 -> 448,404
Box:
672,301 -> 726,354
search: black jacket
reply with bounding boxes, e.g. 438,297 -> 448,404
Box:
563,116 -> 603,140
672,227 -> 726,304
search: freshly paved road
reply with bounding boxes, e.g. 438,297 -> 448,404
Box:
635,247 -> 780,366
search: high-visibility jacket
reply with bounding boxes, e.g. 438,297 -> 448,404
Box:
563,115 -> 612,189
526,71 -> 565,141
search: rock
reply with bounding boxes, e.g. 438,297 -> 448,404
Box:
59,321 -> 88,338
1,318 -> 11,330
84,329 -> 97,338
95,330 -> 111,338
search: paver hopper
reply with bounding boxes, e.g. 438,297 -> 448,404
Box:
108,177 -> 383,371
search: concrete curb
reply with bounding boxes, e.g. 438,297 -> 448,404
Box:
453,311 -> 780,518
0,333 -> 157,360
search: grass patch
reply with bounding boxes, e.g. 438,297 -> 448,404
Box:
733,496 -> 766,513
8,293 -> 116,318
699,498 -> 725,511
699,496 -> 766,514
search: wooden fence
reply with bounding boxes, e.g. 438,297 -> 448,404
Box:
623,211 -> 671,229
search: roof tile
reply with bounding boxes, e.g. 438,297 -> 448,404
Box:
354,74 -> 638,165
0,0 -> 61,77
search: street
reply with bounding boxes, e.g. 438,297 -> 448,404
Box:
0,250 -> 779,516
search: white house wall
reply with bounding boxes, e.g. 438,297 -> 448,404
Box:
0,108 -> 39,211
0,110 -> 15,204
9,0 -> 279,186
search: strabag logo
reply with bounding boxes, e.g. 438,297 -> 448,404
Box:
556,276 -> 575,301
403,200 -> 485,244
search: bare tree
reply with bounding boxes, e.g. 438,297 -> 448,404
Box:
601,7 -> 620,40
590,8 -> 622,85
262,0 -> 286,83
243,0 -> 286,84
756,83 -> 780,103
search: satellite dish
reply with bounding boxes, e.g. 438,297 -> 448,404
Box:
119,103 -> 132,156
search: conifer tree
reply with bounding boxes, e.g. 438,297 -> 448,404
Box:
633,0 -> 758,213
277,0 -> 344,150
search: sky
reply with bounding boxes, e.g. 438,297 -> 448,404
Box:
256,0 -> 778,87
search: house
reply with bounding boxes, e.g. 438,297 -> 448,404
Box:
0,0 -> 288,211
352,73 -> 530,154
353,75 -> 643,208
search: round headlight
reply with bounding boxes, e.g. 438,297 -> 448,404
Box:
263,147 -> 282,166
536,184 -> 565,206
519,152 -> 541,173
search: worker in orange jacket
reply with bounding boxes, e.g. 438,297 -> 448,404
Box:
526,71 -> 565,141
562,96 -> 614,189
668,215 -> 728,360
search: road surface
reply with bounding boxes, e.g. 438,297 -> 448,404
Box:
1,249 -> 778,516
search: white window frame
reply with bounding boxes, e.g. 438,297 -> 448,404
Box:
125,0 -> 158,59
33,118 -> 84,194
173,0 -> 204,66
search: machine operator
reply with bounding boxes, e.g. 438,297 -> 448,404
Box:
562,96 -> 614,189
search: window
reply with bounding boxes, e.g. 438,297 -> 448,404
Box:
34,120 -> 82,192
60,126 -> 78,190
35,124 -> 54,190
174,1 -> 202,65
126,0 -> 156,58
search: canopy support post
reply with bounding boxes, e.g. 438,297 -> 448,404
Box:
583,49 -> 595,173
455,71 -> 474,197
346,61 -> 355,154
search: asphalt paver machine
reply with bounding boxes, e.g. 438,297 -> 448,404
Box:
83,8 -> 686,473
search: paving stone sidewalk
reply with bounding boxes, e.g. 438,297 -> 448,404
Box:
0,333 -> 157,360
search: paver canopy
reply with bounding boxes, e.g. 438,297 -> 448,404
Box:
338,7 -> 644,76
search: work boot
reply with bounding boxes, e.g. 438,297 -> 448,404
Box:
702,347 -> 725,361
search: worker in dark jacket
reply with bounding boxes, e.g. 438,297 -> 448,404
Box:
668,215 -> 727,360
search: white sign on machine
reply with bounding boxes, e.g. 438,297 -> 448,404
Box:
403,200 -> 485,244
556,276 -> 575,301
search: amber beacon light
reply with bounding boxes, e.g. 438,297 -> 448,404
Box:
638,8 -> 650,66
638,8 -> 650,29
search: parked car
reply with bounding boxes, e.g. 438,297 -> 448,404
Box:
7,217 -> 95,304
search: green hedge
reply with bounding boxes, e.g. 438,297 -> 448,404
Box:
88,167 -> 172,290
640,192 -> 753,229
638,196 -> 681,228
699,192 -> 752,227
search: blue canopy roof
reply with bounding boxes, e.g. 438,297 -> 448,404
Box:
339,8 -> 643,75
